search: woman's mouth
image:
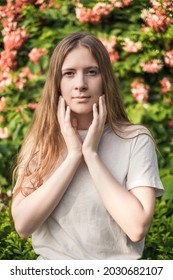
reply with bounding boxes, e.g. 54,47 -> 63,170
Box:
73,96 -> 91,102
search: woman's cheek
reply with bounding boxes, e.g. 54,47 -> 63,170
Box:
95,93 -> 102,104
60,94 -> 68,106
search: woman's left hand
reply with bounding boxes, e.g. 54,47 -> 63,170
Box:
82,95 -> 107,159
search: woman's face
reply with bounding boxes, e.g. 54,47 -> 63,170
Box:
60,46 -> 103,117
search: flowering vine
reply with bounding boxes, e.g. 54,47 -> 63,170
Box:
122,38 -> 142,53
0,0 -> 60,94
141,0 -> 173,32
0,0 -> 172,139
0,0 -> 30,92
75,0 -> 133,24
140,59 -> 164,73
131,78 -> 150,103
164,50 -> 173,68
160,77 -> 172,94
99,37 -> 119,63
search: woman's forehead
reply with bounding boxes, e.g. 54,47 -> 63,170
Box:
62,46 -> 98,69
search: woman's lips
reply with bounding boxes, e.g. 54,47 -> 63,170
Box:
73,96 -> 91,102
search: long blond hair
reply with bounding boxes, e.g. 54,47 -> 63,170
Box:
14,32 -> 132,195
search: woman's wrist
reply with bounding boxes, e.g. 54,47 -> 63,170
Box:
83,149 -> 98,164
67,151 -> 82,162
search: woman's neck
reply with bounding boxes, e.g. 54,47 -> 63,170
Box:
71,112 -> 93,130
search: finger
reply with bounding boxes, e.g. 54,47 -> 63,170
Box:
58,97 -> 66,123
99,95 -> 107,123
99,95 -> 103,117
61,97 -> 66,118
92,103 -> 98,126
57,96 -> 62,122
65,106 -> 71,124
103,95 -> 107,121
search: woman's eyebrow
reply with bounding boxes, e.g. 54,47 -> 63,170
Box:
62,66 -> 99,71
61,68 -> 74,72
85,66 -> 99,69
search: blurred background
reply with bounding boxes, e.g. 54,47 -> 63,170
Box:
0,0 -> 173,259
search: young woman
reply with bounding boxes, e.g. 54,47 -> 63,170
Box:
11,32 -> 164,260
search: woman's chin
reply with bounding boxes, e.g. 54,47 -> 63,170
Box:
70,105 -> 93,116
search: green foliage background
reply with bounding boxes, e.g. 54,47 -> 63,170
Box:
0,0 -> 173,259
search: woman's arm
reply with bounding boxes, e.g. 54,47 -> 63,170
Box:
83,96 -> 156,242
11,97 -> 82,238
83,152 -> 155,242
11,153 -> 81,238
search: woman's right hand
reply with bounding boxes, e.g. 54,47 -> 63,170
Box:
57,96 -> 82,157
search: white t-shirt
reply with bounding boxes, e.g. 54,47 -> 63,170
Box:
32,124 -> 164,260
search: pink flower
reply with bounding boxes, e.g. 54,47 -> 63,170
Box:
75,6 -> 101,24
0,0 -> 31,81
112,0 -> 133,8
28,48 -> 48,64
141,24 -> 151,33
122,0 -> 133,7
140,59 -> 163,73
28,103 -> 38,110
35,0 -> 61,10
149,0 -> 161,8
20,67 -> 34,81
75,1 -> 111,24
160,77 -> 172,93
14,77 -> 26,89
0,97 -> 6,112
0,50 -> 17,71
100,37 -> 117,52
0,71 -> 12,92
93,3 -> 114,16
3,28 -> 28,50
109,51 -> 119,63
99,37 -> 119,63
13,68 -> 34,90
0,127 -> 10,139
141,7 -> 173,32
35,0 -> 45,4
123,38 -> 142,53
131,78 -> 150,103
15,0 -> 35,7
75,0 -> 133,24
164,50 -> 173,68
1,20 -> 18,34
150,0 -> 173,10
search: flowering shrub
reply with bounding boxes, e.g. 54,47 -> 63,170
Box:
140,59 -> 163,73
122,38 -> 142,53
28,48 -> 48,64
0,0 -> 173,259
99,36 -> 119,63
131,78 -> 150,103
164,49 -> 173,68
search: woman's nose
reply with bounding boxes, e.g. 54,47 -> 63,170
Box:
75,73 -> 88,91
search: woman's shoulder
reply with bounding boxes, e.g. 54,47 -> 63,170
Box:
112,123 -> 152,139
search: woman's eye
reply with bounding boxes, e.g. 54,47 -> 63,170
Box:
63,71 -> 74,77
87,70 -> 97,76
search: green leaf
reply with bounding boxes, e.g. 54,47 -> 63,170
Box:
162,175 -> 173,200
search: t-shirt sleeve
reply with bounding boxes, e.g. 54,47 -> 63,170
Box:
126,133 -> 164,197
